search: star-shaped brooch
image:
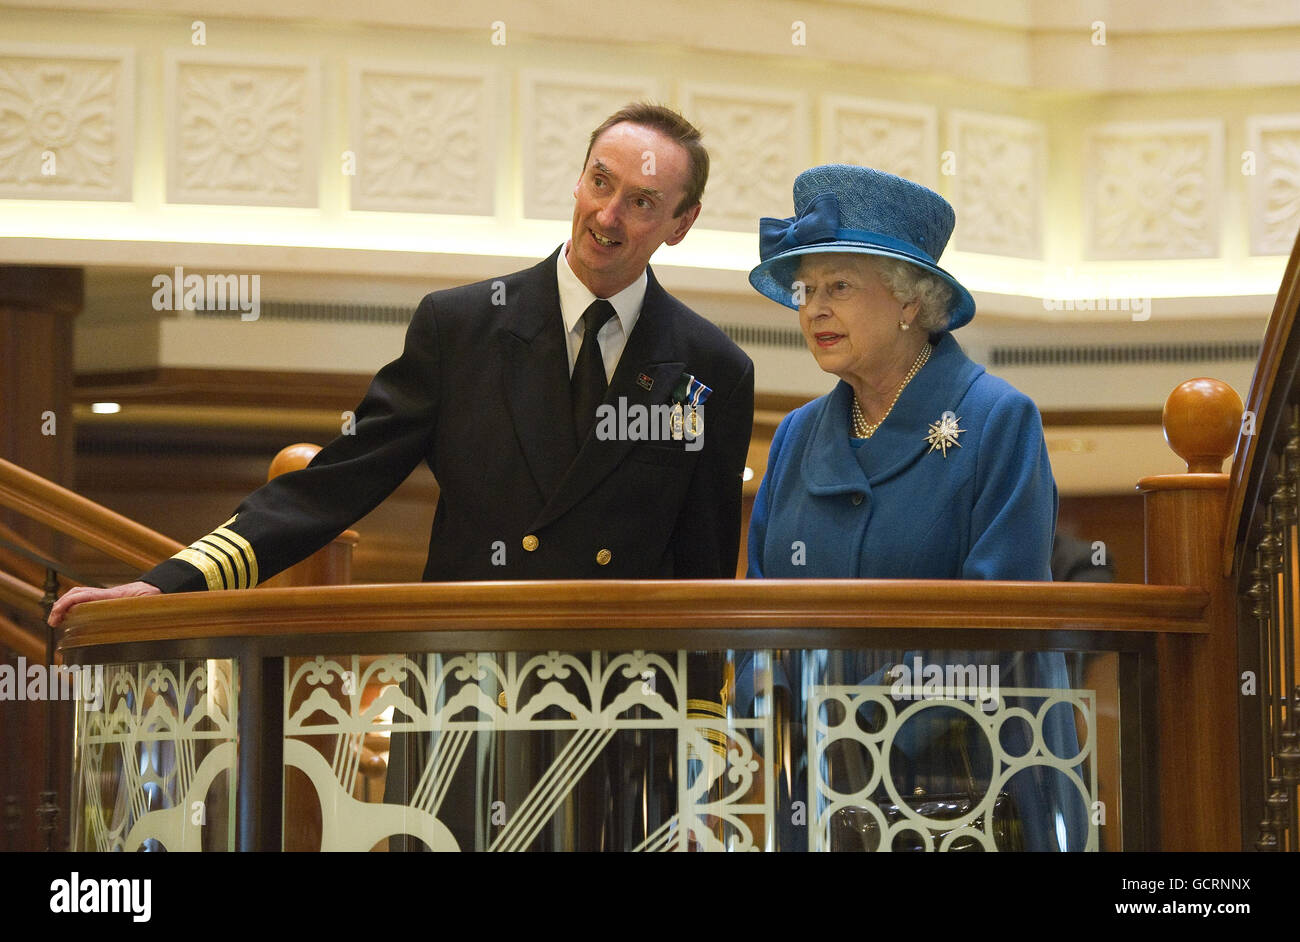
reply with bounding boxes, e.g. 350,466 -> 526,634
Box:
925,410 -> 964,457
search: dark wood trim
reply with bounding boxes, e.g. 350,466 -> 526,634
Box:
754,391 -> 816,415
1041,409 -> 1163,427
76,368 -> 374,412
75,371 -> 1168,432
0,266 -> 83,315
0,612 -> 44,662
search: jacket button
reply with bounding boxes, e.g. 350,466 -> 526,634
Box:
596,548 -> 612,566
851,493 -> 864,506
522,534 -> 539,552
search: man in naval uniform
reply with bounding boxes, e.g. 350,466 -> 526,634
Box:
50,103 -> 755,851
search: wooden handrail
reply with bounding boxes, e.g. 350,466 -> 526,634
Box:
1222,224 -> 1300,576
0,457 -> 182,571
0,569 -> 46,622
0,611 -> 45,662
58,578 -> 1209,650
0,520 -> 62,588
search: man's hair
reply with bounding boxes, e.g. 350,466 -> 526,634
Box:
584,102 -> 709,217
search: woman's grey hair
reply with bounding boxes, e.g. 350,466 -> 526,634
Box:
861,256 -> 953,333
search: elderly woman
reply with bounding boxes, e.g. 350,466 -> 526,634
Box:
745,165 -> 1086,852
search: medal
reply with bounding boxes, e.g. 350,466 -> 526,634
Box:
686,407 -> 703,438
670,372 -> 713,443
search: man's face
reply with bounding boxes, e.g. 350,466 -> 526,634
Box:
566,121 -> 701,298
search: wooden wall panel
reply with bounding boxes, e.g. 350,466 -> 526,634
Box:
1056,494 -> 1146,586
0,265 -> 82,852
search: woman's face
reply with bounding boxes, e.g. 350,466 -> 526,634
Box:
794,254 -> 915,383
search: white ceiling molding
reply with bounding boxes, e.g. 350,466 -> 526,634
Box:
1084,120 -> 1224,260
7,1 -> 1300,90
947,111 -> 1046,260
678,82 -> 810,232
820,96 -> 938,188
0,42 -> 134,201
348,61 -> 496,216
1246,114 -> 1300,256
165,49 -> 320,208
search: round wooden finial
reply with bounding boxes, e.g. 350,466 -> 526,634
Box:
268,443 -> 322,481
1162,378 -> 1243,473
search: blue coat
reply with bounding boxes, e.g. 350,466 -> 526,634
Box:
744,333 -> 1087,851
748,331 -> 1055,580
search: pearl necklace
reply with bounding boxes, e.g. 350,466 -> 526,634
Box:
850,343 -> 931,439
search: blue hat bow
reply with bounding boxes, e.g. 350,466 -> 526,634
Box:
758,192 -> 842,259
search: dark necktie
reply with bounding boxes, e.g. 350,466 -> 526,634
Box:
571,299 -> 617,444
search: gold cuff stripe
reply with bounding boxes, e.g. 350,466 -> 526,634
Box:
201,532 -> 248,590
212,520 -> 258,588
687,698 -> 725,718
195,536 -> 238,591
169,515 -> 258,591
697,728 -> 730,748
685,740 -> 728,760
173,547 -> 225,592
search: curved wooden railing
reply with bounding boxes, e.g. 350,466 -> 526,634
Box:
1219,225 -> 1300,852
0,457 -> 182,572
0,456 -> 183,664
58,579 -> 1210,646
1223,226 -> 1300,576
59,578 -> 1206,852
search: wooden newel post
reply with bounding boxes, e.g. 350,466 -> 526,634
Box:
1139,378 -> 1243,850
259,443 -> 358,588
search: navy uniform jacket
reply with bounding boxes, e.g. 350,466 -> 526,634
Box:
142,247 -> 755,592
745,332 -> 1086,852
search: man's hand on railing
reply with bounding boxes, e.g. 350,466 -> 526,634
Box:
48,581 -> 161,628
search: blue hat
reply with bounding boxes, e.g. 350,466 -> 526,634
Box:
748,164 -> 975,331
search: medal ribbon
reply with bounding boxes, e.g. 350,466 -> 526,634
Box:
682,374 -> 712,408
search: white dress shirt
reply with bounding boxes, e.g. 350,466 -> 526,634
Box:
556,244 -> 646,382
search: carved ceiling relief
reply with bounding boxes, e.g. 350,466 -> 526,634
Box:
169,59 -> 316,207
824,100 -> 935,187
354,70 -> 491,215
1086,124 -> 1223,260
682,90 -> 805,232
0,52 -> 130,200
948,114 -> 1044,260
1248,119 -> 1300,256
0,40 -> 1293,266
